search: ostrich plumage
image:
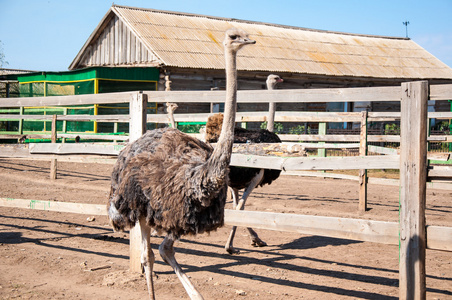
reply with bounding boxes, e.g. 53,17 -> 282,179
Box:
108,128 -> 226,237
107,28 -> 256,300
205,112 -> 282,254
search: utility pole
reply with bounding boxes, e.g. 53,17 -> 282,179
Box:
403,20 -> 410,38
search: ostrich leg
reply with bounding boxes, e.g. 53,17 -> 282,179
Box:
139,218 -> 156,300
159,234 -> 204,300
225,169 -> 266,254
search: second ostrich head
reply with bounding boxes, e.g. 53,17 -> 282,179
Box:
266,74 -> 283,90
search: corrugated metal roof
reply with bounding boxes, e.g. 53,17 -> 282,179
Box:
0,68 -> 36,76
70,5 -> 452,80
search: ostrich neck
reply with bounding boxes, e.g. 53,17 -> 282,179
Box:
209,49 -> 237,168
168,111 -> 176,128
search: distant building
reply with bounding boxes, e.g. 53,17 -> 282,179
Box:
0,68 -> 35,98
68,4 -> 452,119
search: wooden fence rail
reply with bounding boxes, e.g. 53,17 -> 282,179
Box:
2,198 -> 451,253
1,83 -> 452,299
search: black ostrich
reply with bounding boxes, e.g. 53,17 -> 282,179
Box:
107,28 -> 256,300
205,111 -> 282,254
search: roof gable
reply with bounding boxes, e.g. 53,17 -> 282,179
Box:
70,8 -> 162,69
70,5 -> 452,80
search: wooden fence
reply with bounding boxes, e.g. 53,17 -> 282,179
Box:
1,82 -> 452,299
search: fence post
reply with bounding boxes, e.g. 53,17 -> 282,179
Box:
267,102 -> 276,132
50,115 -> 58,180
399,81 -> 428,300
129,92 -> 148,273
317,122 -> 326,157
18,107 -> 24,137
358,110 -> 368,212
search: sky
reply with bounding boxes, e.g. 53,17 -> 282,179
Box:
1,0 -> 451,71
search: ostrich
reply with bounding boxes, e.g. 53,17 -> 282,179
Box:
107,28 -> 255,300
165,102 -> 178,128
206,119 -> 282,254
266,74 -> 283,132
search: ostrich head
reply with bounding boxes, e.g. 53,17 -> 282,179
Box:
266,74 -> 283,90
223,28 -> 256,53
165,102 -> 178,113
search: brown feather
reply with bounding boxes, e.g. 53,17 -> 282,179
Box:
108,128 -> 227,238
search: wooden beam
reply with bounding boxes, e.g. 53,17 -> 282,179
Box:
358,111 -> 368,212
0,133 -> 129,141
128,92 -> 147,273
0,114 -> 130,122
1,198 -> 451,251
428,166 -> 452,178
230,154 -> 400,170
0,91 -> 137,107
50,115 -> 57,180
0,197 -> 108,215
144,86 -> 402,103
225,209 -> 399,245
430,83 -> 452,100
29,143 -> 124,155
399,81 -> 428,300
426,225 -> 452,251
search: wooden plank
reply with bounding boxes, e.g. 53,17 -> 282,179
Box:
427,111 -> 452,119
0,114 -> 129,122
0,91 -> 137,107
358,111 -> 368,212
128,91 -> 147,274
368,145 -> 398,155
230,154 -> 400,170
294,142 -> 360,149
144,86 -> 401,103
317,122 -> 326,158
129,92 -> 147,142
1,197 -> 450,251
267,102 -> 276,132
426,225 -> 452,251
278,134 -> 401,143
430,84 -> 452,100
230,143 -> 306,156
240,112 -> 364,123
428,166 -> 452,178
50,115 -> 57,180
0,133 -> 129,141
0,144 -> 30,157
0,84 -> 447,111
57,134 -> 129,141
225,209 -> 399,245
29,143 -> 124,155
1,155 -> 117,164
399,81 -> 428,299
0,198 -> 107,216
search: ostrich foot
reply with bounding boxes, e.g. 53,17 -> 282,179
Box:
248,228 -> 267,247
251,238 -> 267,247
226,246 -> 241,255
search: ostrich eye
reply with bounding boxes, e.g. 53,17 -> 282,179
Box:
229,35 -> 238,40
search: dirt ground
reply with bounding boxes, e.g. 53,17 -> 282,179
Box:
0,158 -> 451,300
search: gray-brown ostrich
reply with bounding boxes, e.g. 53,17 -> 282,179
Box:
205,114 -> 282,254
107,28 -> 255,300
266,74 -> 283,132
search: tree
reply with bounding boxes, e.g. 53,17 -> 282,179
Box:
0,40 -> 8,68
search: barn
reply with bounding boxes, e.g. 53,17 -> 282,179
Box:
68,4 -> 452,116
4,4 -> 452,134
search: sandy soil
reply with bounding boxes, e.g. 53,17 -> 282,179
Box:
0,158 -> 451,300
